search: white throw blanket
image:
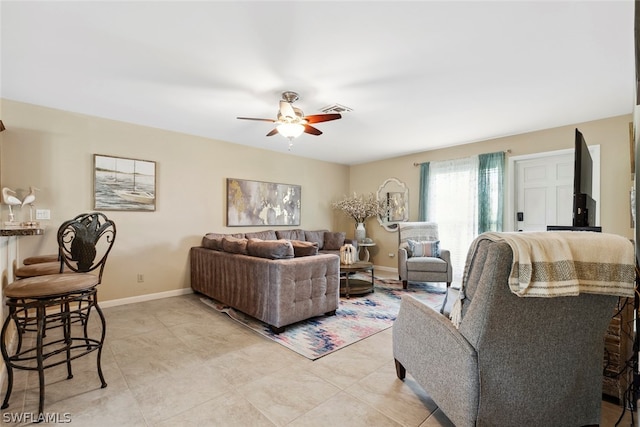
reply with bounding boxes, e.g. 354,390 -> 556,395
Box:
450,231 -> 636,328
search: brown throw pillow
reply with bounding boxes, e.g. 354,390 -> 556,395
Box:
304,230 -> 327,250
323,231 -> 346,250
202,233 -> 244,250
247,238 -> 294,259
222,236 -> 249,254
276,229 -> 306,241
291,240 -> 319,257
244,230 -> 277,241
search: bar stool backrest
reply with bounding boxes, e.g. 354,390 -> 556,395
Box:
57,212 -> 116,282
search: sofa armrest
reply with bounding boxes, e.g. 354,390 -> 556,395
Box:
392,295 -> 478,427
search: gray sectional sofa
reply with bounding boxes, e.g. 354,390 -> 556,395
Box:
190,229 -> 355,333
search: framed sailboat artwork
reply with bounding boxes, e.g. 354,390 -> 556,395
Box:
93,154 -> 156,211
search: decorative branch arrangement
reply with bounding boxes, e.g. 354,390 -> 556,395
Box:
332,192 -> 384,224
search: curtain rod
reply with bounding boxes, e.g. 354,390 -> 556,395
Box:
413,149 -> 511,166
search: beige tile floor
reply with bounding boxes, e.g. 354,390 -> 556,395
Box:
0,279 -> 635,426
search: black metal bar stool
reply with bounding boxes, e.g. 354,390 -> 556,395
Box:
13,213 -> 109,331
15,261 -> 71,279
22,253 -> 59,265
0,212 -> 115,417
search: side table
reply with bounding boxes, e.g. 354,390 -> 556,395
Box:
357,241 -> 376,262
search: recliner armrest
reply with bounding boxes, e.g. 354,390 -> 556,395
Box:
439,248 -> 451,264
398,247 -> 409,279
392,295 -> 478,427
439,249 -> 453,283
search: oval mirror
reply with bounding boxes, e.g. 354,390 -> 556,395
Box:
377,178 -> 409,231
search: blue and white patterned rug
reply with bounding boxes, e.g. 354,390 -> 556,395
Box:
200,277 -> 446,360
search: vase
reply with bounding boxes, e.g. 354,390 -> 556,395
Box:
340,243 -> 356,265
355,222 -> 366,242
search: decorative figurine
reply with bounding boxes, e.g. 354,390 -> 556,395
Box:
21,186 -> 39,227
2,187 -> 21,225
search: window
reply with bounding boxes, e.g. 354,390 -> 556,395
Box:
419,152 -> 504,284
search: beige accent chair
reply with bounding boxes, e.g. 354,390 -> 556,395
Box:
393,238 -> 619,426
397,222 -> 452,289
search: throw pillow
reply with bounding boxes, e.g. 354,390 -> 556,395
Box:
202,233 -> 244,250
304,230 -> 327,250
222,236 -> 249,255
291,240 -> 319,257
244,230 -> 277,241
247,238 -> 294,259
276,229 -> 306,241
407,239 -> 441,258
323,231 -> 346,250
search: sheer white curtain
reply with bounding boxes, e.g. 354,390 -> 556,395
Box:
426,156 -> 479,285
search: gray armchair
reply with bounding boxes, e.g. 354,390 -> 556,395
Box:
393,238 -> 619,426
398,222 -> 452,289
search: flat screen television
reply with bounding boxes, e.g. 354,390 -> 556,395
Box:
572,128 -> 596,227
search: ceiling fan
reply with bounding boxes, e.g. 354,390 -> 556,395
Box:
237,91 -> 342,149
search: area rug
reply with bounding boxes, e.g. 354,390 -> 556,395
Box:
200,277 -> 446,360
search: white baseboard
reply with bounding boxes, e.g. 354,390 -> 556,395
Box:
100,288 -> 193,308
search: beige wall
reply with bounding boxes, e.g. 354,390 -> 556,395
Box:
1,99 -> 633,297
349,114 -> 634,270
0,99 -> 350,302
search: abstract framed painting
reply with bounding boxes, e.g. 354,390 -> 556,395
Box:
227,178 -> 300,226
93,154 -> 156,211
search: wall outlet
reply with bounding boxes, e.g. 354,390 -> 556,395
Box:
35,209 -> 50,220
137,274 -> 144,283
388,253 -> 395,257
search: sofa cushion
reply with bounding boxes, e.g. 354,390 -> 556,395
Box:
305,230 -> 327,250
222,236 -> 249,254
323,231 -> 346,251
291,240 -> 319,257
276,229 -> 306,241
407,239 -> 440,258
244,230 -> 277,241
202,232 -> 244,250
246,238 -> 294,259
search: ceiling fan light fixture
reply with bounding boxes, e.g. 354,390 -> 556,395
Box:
238,90 -> 342,150
277,122 -> 305,139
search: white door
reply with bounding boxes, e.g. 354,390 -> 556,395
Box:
510,147 -> 600,232
515,154 -> 573,231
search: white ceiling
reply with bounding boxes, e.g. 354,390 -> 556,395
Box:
1,1 -> 635,165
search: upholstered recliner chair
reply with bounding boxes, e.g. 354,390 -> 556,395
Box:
393,232 -> 635,427
398,222 -> 452,289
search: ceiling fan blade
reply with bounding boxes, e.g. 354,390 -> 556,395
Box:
266,128 -> 279,137
304,113 -> 342,124
237,117 -> 276,122
303,125 -> 323,136
279,101 -> 296,119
